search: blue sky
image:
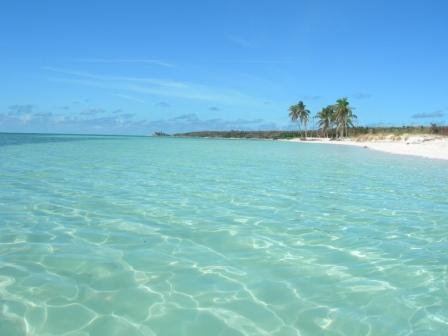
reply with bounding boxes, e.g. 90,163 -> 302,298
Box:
1,0 -> 447,134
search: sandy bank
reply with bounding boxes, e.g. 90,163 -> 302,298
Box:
285,136 -> 448,161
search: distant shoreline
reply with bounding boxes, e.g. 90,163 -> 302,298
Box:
3,131 -> 447,160
283,137 -> 448,161
173,131 -> 448,161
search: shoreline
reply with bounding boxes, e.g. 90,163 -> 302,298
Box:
284,136 -> 448,161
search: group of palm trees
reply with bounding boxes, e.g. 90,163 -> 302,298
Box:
288,97 -> 357,139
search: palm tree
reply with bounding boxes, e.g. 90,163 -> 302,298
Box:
334,98 -> 356,138
289,101 -> 311,138
289,103 -> 301,136
317,105 -> 334,138
296,101 -> 310,138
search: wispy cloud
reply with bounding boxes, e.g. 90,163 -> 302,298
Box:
79,108 -> 107,116
8,104 -> 35,116
227,35 -> 253,48
6,105 -> 36,124
150,113 -> 277,133
209,106 -> 221,111
302,95 -> 322,101
114,93 -> 146,104
411,110 -> 444,119
352,92 -> 372,100
0,109 -> 277,134
155,101 -> 171,108
71,99 -> 90,105
214,59 -> 294,65
44,67 -> 263,105
172,113 -> 198,122
75,58 -> 175,67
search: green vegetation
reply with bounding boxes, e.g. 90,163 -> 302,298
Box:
292,97 -> 357,138
153,131 -> 170,136
175,125 -> 448,140
288,101 -> 310,138
334,98 -> 357,138
173,97 -> 447,139
176,130 -> 301,139
316,105 -> 334,138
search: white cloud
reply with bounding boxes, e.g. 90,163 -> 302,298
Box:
227,35 -> 253,48
114,93 -> 146,104
0,109 -> 278,134
75,58 -> 175,67
352,92 -> 372,100
44,67 -> 263,105
411,111 -> 444,119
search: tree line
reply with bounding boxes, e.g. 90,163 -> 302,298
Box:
289,97 -> 357,139
176,125 -> 448,140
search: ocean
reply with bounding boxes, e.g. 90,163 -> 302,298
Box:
1,133 -> 447,335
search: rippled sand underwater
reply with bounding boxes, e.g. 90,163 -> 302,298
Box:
0,133 -> 447,336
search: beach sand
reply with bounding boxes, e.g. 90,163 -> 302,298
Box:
286,135 -> 448,161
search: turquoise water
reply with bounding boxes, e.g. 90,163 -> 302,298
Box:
1,133 -> 447,336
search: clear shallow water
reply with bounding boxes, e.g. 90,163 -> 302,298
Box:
1,133 -> 447,336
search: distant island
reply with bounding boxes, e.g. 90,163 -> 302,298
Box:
173,98 -> 448,160
175,98 -> 447,140
175,125 -> 447,140
153,131 -> 170,136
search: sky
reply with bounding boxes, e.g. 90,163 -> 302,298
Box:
1,0 -> 447,135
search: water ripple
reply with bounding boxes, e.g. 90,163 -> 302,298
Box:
0,135 -> 447,335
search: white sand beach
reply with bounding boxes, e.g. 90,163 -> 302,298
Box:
286,135 -> 448,161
